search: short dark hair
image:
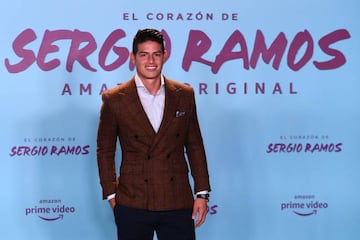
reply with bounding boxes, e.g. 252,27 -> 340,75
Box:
132,28 -> 165,54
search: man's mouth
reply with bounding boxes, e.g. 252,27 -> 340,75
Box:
146,66 -> 157,70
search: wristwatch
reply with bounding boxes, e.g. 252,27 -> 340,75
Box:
196,193 -> 210,201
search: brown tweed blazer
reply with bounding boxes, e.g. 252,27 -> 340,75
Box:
96,77 -> 211,211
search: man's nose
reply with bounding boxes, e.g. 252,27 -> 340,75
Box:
148,55 -> 154,63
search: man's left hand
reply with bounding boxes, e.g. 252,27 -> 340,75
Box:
192,198 -> 208,227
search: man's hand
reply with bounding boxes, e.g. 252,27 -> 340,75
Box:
192,198 -> 208,227
108,198 -> 116,209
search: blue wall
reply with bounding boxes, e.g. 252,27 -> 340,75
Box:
1,0 -> 359,239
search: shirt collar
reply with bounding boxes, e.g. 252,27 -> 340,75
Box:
134,73 -> 165,91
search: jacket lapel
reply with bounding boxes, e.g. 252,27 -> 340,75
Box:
120,78 -> 182,150
150,79 -> 181,150
120,79 -> 156,138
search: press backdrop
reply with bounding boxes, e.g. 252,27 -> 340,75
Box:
1,0 -> 359,239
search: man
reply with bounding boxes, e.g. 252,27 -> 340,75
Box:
96,28 -> 211,240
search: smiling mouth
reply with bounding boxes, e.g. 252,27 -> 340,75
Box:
146,66 -> 157,70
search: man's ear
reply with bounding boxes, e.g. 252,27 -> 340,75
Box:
163,50 -> 169,62
130,52 -> 135,64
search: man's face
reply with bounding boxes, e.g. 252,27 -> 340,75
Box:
131,40 -> 167,82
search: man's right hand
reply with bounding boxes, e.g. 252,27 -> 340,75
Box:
108,198 -> 116,209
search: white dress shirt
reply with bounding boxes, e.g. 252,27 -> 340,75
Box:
135,73 -> 165,133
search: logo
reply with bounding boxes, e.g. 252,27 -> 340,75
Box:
281,195 -> 328,217
25,199 -> 76,221
10,136 -> 90,159
266,134 -> 343,154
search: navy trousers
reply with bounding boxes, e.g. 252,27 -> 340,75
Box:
113,204 -> 195,240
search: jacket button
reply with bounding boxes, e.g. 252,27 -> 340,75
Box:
167,154 -> 171,158
147,155 -> 151,160
144,179 -> 148,183
170,177 -> 174,181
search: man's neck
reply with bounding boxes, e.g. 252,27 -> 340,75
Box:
141,78 -> 161,95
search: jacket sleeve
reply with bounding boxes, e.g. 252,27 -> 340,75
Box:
96,93 -> 118,199
184,88 -> 211,194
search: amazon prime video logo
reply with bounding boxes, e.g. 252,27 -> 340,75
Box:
25,199 -> 76,221
281,195 -> 328,216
